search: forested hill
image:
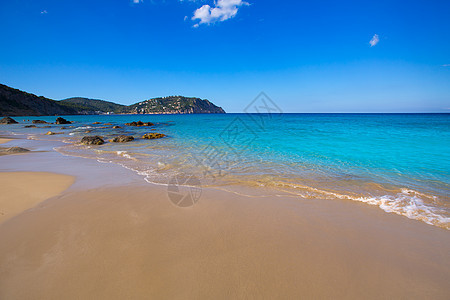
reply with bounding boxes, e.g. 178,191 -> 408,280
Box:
0,83 -> 226,116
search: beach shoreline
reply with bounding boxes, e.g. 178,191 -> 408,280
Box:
0,135 -> 449,299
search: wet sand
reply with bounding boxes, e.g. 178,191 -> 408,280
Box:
0,138 -> 449,299
0,172 -> 74,224
0,183 -> 449,299
0,138 -> 12,144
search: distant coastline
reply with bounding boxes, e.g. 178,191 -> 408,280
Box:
0,83 -> 226,116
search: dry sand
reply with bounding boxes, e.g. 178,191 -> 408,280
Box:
0,181 -> 448,299
0,172 -> 74,224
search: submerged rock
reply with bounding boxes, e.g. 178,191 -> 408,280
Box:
142,133 -> 166,140
55,117 -> 71,125
110,135 -> 134,143
24,125 -> 37,128
80,136 -> 105,145
93,122 -> 102,125
113,126 -> 121,129
125,121 -> 154,127
0,117 -> 18,124
32,120 -> 48,124
0,147 -> 30,154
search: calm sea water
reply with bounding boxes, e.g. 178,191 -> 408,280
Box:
1,113 -> 449,229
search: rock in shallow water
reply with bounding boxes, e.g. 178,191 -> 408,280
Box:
55,117 -> 71,125
80,136 -> 105,145
125,121 -> 154,127
110,135 -> 135,143
32,120 -> 48,124
0,117 -> 18,124
142,133 -> 166,140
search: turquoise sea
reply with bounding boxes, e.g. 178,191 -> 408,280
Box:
1,113 -> 449,229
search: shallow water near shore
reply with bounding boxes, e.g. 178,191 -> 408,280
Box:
1,113 -> 449,229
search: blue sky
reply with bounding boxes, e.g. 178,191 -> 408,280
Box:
0,0 -> 449,112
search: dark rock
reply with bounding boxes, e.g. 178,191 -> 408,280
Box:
125,121 -> 154,127
55,117 -> 71,125
32,120 -> 48,124
113,126 -> 121,129
93,122 -> 102,125
142,133 -> 166,140
42,126 -> 51,128
0,117 -> 18,124
111,135 -> 135,143
60,127 -> 68,130
80,136 -> 105,145
45,131 -> 56,135
24,125 -> 37,128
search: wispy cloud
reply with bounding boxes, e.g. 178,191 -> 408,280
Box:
133,0 -> 143,3
369,34 -> 379,47
442,64 -> 450,67
192,0 -> 249,26
40,10 -> 48,14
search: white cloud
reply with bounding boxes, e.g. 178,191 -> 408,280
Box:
133,0 -> 143,3
369,34 -> 379,47
442,64 -> 450,67
40,10 -> 48,14
192,0 -> 249,26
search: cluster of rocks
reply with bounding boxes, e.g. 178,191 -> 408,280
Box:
1,116 -> 73,125
2,116 -> 167,147
80,132 -> 165,146
125,121 -> 154,127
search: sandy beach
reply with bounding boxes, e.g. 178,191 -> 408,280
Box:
0,137 -> 449,299
0,172 -> 74,224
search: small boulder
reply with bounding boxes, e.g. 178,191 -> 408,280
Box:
80,136 -> 105,145
104,123 -> 112,125
55,117 -> 71,125
111,135 -> 134,143
24,125 -> 37,128
142,133 -> 166,140
93,122 -> 102,125
125,121 -> 154,127
32,120 -> 48,124
46,131 -> 56,135
113,126 -> 121,129
0,117 -> 18,124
